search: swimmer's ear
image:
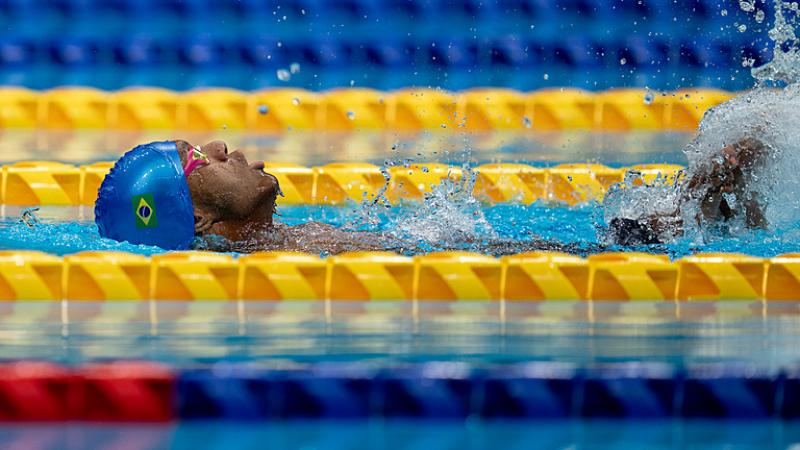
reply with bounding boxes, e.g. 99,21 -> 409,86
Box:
193,208 -> 219,234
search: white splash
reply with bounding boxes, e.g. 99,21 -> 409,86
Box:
751,0 -> 800,84
389,164 -> 498,247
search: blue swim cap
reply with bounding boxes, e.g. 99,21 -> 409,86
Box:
95,141 -> 195,250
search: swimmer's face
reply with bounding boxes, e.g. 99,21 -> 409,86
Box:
176,140 -> 280,233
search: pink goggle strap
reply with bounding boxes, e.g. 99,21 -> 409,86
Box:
183,145 -> 209,178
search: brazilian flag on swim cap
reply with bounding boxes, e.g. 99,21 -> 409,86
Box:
132,194 -> 158,229
95,141 -> 195,250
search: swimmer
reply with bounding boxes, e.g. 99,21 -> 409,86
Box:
95,140 -> 594,255
607,136 -> 769,245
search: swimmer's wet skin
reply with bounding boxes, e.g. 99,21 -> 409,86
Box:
96,140 -> 596,255
606,137 -> 770,245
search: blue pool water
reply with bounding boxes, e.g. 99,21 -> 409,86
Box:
0,299 -> 798,369
3,202 -> 800,258
0,420 -> 797,450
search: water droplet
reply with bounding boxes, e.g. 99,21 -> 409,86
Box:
643,91 -> 655,105
292,97 -> 300,106
721,8 -> 728,16
543,73 -> 549,80
737,23 -> 747,32
619,58 -> 627,65
349,80 -> 355,86
290,62 -> 300,74
276,69 -> 291,81
440,124 -> 447,128
222,124 -> 227,130
755,9 -> 765,23
258,104 -> 269,115
523,116 -> 532,128
739,1 -> 754,12
421,166 -> 429,173
347,111 -> 355,120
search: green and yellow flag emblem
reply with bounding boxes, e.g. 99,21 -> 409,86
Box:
132,194 -> 158,229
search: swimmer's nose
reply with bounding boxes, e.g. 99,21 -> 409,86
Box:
204,140 -> 229,162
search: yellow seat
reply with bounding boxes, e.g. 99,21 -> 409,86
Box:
473,163 -> 547,204
177,88 -> 248,130
239,252 -> 327,300
502,252 -> 588,301
2,161 -> 81,205
151,252 -> 239,300
588,253 -> 677,301
677,253 -> 765,301
329,252 -> 414,300
64,251 -> 150,300
415,251 -> 501,301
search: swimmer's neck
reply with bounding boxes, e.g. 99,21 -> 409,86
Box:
205,207 -> 276,241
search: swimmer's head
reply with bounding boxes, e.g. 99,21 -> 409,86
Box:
176,140 -> 280,241
94,141 -> 195,249
95,140 -> 280,249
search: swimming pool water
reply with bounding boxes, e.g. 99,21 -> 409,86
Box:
2,419 -> 797,450
2,300 -> 799,369
4,202 -> 800,258
1,420 -> 796,450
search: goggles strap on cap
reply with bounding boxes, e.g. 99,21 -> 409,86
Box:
183,145 -> 209,178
